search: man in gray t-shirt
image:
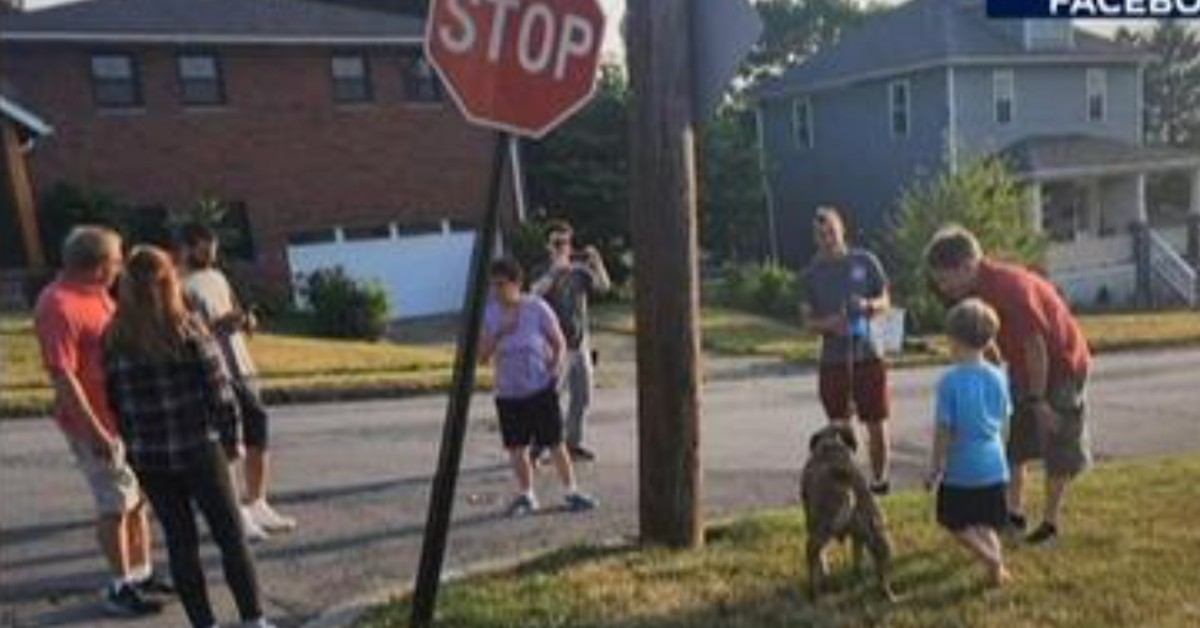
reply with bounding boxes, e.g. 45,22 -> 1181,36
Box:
181,224 -> 295,539
800,207 -> 894,495
532,220 -> 610,462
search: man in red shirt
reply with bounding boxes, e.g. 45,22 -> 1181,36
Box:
34,226 -> 166,615
924,226 -> 1092,546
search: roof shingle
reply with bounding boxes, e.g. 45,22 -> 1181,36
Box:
755,0 -> 1145,99
0,0 -> 424,44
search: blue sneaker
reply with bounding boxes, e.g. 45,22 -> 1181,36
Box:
506,494 -> 538,517
564,492 -> 598,512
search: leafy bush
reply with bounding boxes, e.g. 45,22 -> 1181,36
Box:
301,267 -> 391,340
507,220 -> 550,284
889,158 -> 1047,333
37,183 -> 172,262
719,262 -> 801,320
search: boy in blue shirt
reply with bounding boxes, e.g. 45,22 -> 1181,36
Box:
926,298 -> 1013,586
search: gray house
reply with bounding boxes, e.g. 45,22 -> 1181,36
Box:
755,0 -> 1200,308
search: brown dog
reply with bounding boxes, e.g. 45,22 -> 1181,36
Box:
800,422 -> 896,601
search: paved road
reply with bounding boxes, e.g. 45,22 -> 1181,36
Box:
2,346 -> 1198,627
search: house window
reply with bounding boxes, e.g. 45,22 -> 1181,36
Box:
889,80 -> 910,138
791,97 -> 813,148
1087,69 -> 1107,122
993,70 -> 1014,125
331,53 -> 372,103
90,54 -> 141,108
402,53 -> 443,103
177,54 -> 224,106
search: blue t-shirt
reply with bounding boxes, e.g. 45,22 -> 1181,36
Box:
935,362 -> 1012,487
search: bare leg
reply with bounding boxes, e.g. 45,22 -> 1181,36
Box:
507,447 -> 534,494
865,421 -> 890,483
1007,462 -> 1028,516
1044,474 -> 1071,526
549,444 -> 577,492
975,527 -> 1011,584
125,500 -> 152,574
97,514 -> 131,578
950,528 -> 997,567
245,447 -> 268,503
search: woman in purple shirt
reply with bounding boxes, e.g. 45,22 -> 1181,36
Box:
481,258 -> 597,517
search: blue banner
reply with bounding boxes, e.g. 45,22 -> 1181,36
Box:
987,0 -> 1200,18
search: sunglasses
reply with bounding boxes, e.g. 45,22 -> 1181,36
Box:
550,238 -> 571,248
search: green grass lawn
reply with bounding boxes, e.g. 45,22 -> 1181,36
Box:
594,304 -> 1200,365
1,315 -> 457,417
360,454 -> 1200,628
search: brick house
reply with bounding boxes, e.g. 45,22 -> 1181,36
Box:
1,0 -> 504,317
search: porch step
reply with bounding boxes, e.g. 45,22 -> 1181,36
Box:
1146,229 -> 1198,307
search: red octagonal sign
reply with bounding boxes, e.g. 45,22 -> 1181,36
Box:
426,0 -> 607,138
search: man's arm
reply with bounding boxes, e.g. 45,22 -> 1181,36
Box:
856,286 -> 891,319
51,373 -> 116,456
802,303 -> 845,336
1023,333 -> 1059,433
530,266 -> 557,296
582,246 -> 612,293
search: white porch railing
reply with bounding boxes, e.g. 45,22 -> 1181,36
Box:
1147,228 -> 1198,306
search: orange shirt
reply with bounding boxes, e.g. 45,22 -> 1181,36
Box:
973,260 -> 1091,393
34,277 -> 118,442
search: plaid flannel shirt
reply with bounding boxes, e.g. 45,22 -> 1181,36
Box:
104,328 -> 241,472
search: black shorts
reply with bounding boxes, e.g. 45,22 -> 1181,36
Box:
233,379 -> 269,449
495,385 -> 562,449
936,482 -> 1008,531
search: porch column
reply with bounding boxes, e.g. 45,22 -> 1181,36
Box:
1084,179 -> 1101,238
1191,167 -> 1200,216
1134,173 -> 1148,224
1026,182 -> 1043,232
1188,168 -> 1199,269
1,120 -> 45,270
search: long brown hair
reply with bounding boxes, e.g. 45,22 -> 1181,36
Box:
106,245 -> 195,362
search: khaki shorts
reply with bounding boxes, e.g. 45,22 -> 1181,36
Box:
1008,376 -> 1093,478
68,438 -> 142,516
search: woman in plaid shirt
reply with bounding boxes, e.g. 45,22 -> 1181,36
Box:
104,246 -> 274,628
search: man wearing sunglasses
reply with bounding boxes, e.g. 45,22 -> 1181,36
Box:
532,219 -> 611,462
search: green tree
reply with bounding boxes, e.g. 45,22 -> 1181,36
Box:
1117,21 -> 1200,148
699,106 -> 768,263
524,64 -> 630,281
889,159 -> 1047,332
742,0 -> 874,83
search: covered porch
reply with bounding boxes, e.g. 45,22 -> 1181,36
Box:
1003,135 -> 1200,308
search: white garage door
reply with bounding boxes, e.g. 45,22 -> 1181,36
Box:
287,225 -> 475,320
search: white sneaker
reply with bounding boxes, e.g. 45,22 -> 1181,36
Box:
244,618 -> 278,628
240,506 -> 270,543
248,500 -> 297,533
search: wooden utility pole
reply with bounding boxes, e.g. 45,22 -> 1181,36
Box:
626,0 -> 703,548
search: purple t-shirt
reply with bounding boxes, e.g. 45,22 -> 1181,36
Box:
483,296 -> 561,399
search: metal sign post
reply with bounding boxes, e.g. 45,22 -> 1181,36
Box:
410,131 -> 507,628
412,1 -> 607,625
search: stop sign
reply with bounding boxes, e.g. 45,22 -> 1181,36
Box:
426,0 -> 607,138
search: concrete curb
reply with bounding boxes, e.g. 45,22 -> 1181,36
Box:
298,536 -> 634,628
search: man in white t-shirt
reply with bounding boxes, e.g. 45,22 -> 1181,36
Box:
180,224 -> 295,540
